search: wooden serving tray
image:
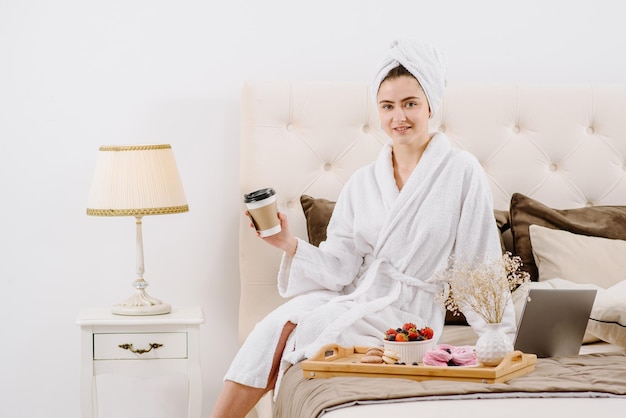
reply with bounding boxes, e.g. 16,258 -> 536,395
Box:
301,344 -> 537,384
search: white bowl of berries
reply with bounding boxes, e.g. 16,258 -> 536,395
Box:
383,323 -> 435,365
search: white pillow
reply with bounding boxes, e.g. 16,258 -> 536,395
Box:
529,224 -> 626,288
587,280 -> 626,348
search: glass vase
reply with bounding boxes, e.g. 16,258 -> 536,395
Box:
475,322 -> 513,366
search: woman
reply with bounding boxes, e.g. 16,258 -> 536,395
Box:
211,39 -> 516,418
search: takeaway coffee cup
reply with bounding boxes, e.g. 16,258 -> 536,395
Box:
243,188 -> 281,237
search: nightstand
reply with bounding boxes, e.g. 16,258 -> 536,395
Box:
77,307 -> 204,418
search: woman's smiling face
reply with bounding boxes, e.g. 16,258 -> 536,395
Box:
377,75 -> 431,148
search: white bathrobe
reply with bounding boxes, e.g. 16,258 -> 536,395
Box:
224,132 -> 516,391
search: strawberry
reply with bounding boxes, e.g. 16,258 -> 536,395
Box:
395,332 -> 409,342
419,327 -> 434,340
402,322 -> 417,331
407,331 -> 419,341
385,328 -> 398,337
385,328 -> 399,341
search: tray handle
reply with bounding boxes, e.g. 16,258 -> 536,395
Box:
494,350 -> 525,370
307,343 -> 350,361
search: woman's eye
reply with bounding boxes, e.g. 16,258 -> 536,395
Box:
405,102 -> 416,108
382,104 -> 392,110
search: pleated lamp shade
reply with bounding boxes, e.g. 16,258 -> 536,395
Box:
86,144 -> 188,216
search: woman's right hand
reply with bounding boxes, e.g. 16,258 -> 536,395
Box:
245,211 -> 298,256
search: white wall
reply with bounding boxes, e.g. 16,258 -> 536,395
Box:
0,0 -> 624,416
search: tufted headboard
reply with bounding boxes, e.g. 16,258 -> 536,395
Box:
238,82 -> 626,342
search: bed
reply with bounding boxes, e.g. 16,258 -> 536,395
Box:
238,82 -> 626,417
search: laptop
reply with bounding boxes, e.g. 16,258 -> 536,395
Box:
513,288 -> 597,358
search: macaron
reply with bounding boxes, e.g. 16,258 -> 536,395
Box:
365,347 -> 384,357
382,349 -> 401,364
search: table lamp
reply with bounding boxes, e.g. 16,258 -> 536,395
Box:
86,144 -> 188,315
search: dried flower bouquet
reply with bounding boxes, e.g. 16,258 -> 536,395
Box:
435,252 -> 530,324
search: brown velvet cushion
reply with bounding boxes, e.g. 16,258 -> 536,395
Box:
300,195 -> 336,247
300,195 -> 510,326
494,209 -> 510,234
494,209 -> 510,253
509,193 -> 626,282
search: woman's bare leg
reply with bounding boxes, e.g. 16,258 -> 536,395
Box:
210,321 -> 296,418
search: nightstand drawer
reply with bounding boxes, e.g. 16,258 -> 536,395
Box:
94,332 -> 187,360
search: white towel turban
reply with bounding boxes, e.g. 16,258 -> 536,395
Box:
371,39 -> 447,118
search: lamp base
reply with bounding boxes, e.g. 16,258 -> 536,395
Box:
112,288 -> 171,316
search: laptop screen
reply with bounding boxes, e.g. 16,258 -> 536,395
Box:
513,288 -> 597,358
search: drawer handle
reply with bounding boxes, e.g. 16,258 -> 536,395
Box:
118,343 -> 163,354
